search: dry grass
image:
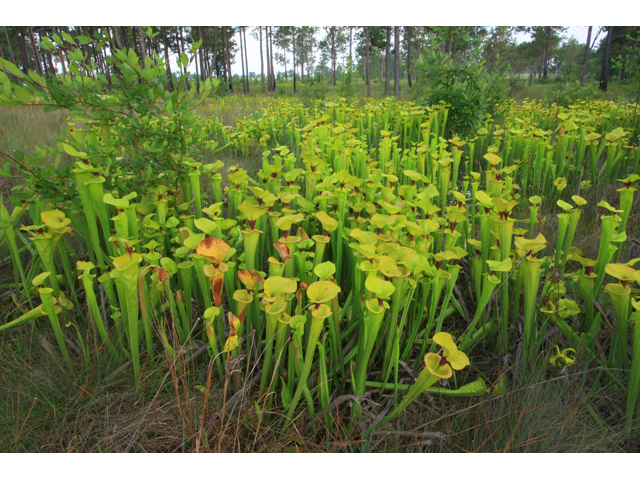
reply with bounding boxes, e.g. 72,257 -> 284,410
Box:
0,105 -> 66,209
0,105 -> 66,155
2,310 -> 636,452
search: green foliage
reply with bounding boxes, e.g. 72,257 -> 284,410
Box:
337,57 -> 359,101
297,74 -> 329,107
484,59 -> 514,120
547,80 -> 599,107
0,29 -> 219,206
413,31 -> 488,138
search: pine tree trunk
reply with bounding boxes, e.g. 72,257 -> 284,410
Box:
543,26 -> 550,78
17,28 -> 31,73
122,27 -> 131,51
292,29 -> 296,93
407,26 -> 412,87
227,28 -> 234,92
300,30 -> 304,83
112,26 -> 124,49
27,26 -> 42,76
212,27 -> 219,79
269,26 -> 276,89
331,27 -> 336,86
162,27 -> 174,91
580,26 -> 593,87
366,26 -> 371,97
384,27 -> 391,96
260,27 -> 266,93
394,26 -> 400,98
46,49 -> 56,77
137,27 -> 147,68
600,26 -> 614,92
4,26 -> 16,64
349,26 -> 353,59
265,27 -> 271,90
239,28 -> 246,92
243,27 -> 250,91
538,54 -> 543,80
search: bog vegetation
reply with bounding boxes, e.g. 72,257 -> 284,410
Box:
1,27 -> 640,452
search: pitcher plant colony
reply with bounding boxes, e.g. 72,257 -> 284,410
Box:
2,29 -> 640,438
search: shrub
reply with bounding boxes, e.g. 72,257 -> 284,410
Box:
338,57 -> 359,102
413,32 -> 509,139
413,46 -> 486,138
297,75 -> 329,107
547,81 -> 599,107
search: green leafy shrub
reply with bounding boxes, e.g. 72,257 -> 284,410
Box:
338,57 -> 359,102
0,29 -> 220,206
297,75 -> 329,107
548,81 -> 599,107
413,35 -> 488,138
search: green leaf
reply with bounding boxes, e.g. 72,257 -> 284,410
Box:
68,64 -> 82,77
69,49 -> 83,63
191,39 -> 203,52
61,32 -> 76,45
128,49 -> 139,68
61,143 -> 87,159
180,52 -> 189,69
77,35 -> 94,45
13,85 -> 31,104
28,70 -> 46,87
3,60 -> 25,79
2,76 -> 11,97
41,37 -> 56,51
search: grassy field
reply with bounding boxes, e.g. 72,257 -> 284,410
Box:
1,80 -> 639,453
